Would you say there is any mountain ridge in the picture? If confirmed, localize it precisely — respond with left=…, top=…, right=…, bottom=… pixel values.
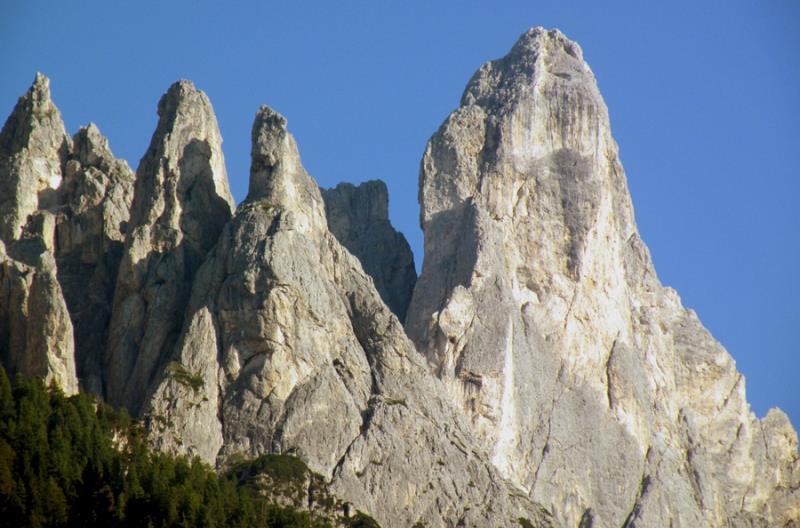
left=0, top=27, right=796, bottom=528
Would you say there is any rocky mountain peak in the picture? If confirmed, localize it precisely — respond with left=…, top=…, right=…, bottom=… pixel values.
left=56, top=121, right=135, bottom=396
left=247, top=106, right=327, bottom=233
left=70, top=123, right=114, bottom=169
left=0, top=73, right=70, bottom=243
left=408, top=27, right=798, bottom=527
left=0, top=74, right=78, bottom=395
left=461, top=28, right=587, bottom=110
left=58, top=121, right=133, bottom=252
left=325, top=181, right=390, bottom=223
left=105, top=79, right=233, bottom=413
left=130, top=79, right=234, bottom=231
left=140, top=102, right=552, bottom=527
left=0, top=26, right=797, bottom=528
left=322, top=181, right=417, bottom=321
left=0, top=73, right=63, bottom=152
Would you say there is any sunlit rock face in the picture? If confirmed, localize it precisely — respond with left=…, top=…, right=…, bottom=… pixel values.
left=1, top=27, right=797, bottom=528
left=143, top=106, right=553, bottom=528
left=406, top=27, right=799, bottom=527
left=0, top=74, right=78, bottom=395
left=0, top=240, right=78, bottom=396
left=322, top=180, right=417, bottom=321
left=0, top=74, right=68, bottom=244
left=105, top=80, right=234, bottom=414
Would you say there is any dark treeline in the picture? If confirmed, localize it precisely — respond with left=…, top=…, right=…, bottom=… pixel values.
left=0, top=368, right=350, bottom=528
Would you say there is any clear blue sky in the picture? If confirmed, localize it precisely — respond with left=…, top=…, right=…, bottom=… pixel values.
left=2, top=2, right=798, bottom=427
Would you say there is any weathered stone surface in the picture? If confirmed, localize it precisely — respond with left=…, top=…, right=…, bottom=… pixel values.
left=0, top=237, right=78, bottom=396
left=0, top=74, right=77, bottom=395
left=143, top=106, right=552, bottom=528
left=54, top=124, right=135, bottom=395
left=406, top=27, right=799, bottom=527
left=0, top=73, right=69, bottom=244
left=322, top=180, right=416, bottom=321
left=2, top=34, right=796, bottom=527
left=106, top=80, right=234, bottom=414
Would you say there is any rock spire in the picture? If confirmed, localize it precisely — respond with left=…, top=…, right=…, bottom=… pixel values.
left=105, top=80, right=234, bottom=414
left=406, top=27, right=799, bottom=527
left=0, top=74, right=78, bottom=394
left=0, top=30, right=797, bottom=527
left=0, top=73, right=69, bottom=243
left=55, top=123, right=135, bottom=394
left=322, top=180, right=417, bottom=321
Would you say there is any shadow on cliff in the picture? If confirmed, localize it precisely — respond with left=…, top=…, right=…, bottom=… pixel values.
left=104, top=138, right=232, bottom=416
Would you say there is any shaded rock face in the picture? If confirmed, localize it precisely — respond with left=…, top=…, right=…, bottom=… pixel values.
left=105, top=80, right=234, bottom=414
left=406, top=27, right=799, bottom=527
left=322, top=180, right=416, bottom=321
left=0, top=75, right=77, bottom=394
left=144, top=107, right=552, bottom=528
left=55, top=124, right=135, bottom=394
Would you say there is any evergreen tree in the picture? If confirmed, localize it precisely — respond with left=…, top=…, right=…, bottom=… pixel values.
left=0, top=368, right=352, bottom=528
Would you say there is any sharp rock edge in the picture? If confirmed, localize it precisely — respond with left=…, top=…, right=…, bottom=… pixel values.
left=0, top=73, right=77, bottom=395
left=105, top=79, right=234, bottom=415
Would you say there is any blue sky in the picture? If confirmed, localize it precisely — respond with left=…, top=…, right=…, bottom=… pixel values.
left=2, top=1, right=798, bottom=426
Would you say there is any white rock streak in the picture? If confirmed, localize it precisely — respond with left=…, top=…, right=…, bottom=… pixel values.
left=493, top=317, right=518, bottom=479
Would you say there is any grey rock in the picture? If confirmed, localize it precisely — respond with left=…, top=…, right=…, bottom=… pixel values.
left=143, top=106, right=553, bottom=528
left=0, top=236, right=78, bottom=395
left=106, top=80, right=234, bottom=414
left=54, top=123, right=135, bottom=395
left=0, top=74, right=77, bottom=395
left=1, top=38, right=794, bottom=528
left=0, top=73, right=69, bottom=244
left=406, top=27, right=799, bottom=527
left=322, top=180, right=417, bottom=322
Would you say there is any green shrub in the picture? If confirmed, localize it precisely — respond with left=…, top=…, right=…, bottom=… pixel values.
left=165, top=362, right=205, bottom=392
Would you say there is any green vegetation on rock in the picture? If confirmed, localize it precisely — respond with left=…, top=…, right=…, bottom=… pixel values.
left=165, top=362, right=205, bottom=392
left=0, top=368, right=375, bottom=527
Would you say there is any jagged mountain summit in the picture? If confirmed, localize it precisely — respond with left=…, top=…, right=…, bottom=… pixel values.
left=322, top=180, right=417, bottom=321
left=407, top=27, right=799, bottom=527
left=143, top=105, right=546, bottom=526
left=0, top=75, right=139, bottom=398
left=0, top=74, right=551, bottom=527
left=0, top=26, right=797, bottom=528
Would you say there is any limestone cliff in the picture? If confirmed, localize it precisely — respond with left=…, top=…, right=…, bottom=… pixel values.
left=322, top=180, right=417, bottom=321
left=56, top=123, right=135, bottom=394
left=406, top=27, right=799, bottom=527
left=105, top=80, right=234, bottom=414
left=143, top=106, right=552, bottom=527
left=0, top=75, right=78, bottom=394
left=0, top=74, right=68, bottom=244
left=0, top=238, right=78, bottom=396
left=1, top=27, right=797, bottom=528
